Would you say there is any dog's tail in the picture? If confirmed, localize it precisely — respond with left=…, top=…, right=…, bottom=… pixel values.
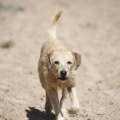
left=48, top=10, right=63, bottom=39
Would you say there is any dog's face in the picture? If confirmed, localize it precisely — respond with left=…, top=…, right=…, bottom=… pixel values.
left=44, top=50, right=81, bottom=81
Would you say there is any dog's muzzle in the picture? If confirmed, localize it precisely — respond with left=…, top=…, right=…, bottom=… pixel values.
left=58, top=70, right=68, bottom=81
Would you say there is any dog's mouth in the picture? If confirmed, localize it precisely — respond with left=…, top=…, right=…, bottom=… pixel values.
left=58, top=77, right=68, bottom=81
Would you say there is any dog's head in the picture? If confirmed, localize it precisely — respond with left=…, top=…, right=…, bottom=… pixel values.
left=43, top=50, right=81, bottom=81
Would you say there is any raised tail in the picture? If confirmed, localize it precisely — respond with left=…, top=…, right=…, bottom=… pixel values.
left=48, top=10, right=63, bottom=39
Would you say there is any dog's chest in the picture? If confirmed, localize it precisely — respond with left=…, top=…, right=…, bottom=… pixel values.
left=49, top=79, right=71, bottom=90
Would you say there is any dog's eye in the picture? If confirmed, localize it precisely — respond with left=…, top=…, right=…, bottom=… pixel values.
left=67, top=61, right=72, bottom=64
left=54, top=61, right=59, bottom=64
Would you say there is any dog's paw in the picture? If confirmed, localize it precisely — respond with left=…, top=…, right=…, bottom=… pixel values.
left=62, top=112, right=69, bottom=120
left=64, top=116, right=70, bottom=120
left=63, top=113, right=69, bottom=119
left=68, top=107, right=79, bottom=114
left=61, top=109, right=68, bottom=118
left=57, top=117, right=65, bottom=120
left=57, top=115, right=64, bottom=120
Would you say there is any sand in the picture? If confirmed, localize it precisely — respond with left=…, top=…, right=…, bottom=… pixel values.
left=0, top=0, right=120, bottom=120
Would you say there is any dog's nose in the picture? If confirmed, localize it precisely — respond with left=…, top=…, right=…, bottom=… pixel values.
left=60, top=70, right=67, bottom=76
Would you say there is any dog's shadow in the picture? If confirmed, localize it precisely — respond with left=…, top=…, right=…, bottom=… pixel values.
left=25, top=107, right=55, bottom=120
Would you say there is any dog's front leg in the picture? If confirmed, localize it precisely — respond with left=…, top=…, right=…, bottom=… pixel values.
left=68, top=87, right=80, bottom=114
left=45, top=91, right=52, bottom=115
left=60, top=88, right=68, bottom=119
left=47, top=88, right=64, bottom=120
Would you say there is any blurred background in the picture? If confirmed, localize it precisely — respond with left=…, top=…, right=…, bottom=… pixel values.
left=0, top=0, right=120, bottom=120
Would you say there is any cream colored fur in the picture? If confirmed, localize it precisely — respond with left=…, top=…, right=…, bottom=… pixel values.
left=38, top=10, right=81, bottom=120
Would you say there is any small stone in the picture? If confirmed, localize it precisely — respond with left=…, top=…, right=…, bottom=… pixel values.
left=41, top=98, right=44, bottom=101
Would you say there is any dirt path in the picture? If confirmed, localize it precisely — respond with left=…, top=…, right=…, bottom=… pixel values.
left=0, top=0, right=120, bottom=120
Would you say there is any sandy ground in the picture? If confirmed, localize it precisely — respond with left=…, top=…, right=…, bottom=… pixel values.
left=0, top=0, right=120, bottom=120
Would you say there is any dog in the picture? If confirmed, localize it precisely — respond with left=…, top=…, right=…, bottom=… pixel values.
left=38, top=10, right=81, bottom=120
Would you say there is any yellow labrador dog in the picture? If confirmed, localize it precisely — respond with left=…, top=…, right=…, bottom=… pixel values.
left=38, top=10, right=81, bottom=120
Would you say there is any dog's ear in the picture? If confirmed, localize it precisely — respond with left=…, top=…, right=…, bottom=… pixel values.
left=72, top=52, right=81, bottom=70
left=43, top=53, right=52, bottom=69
